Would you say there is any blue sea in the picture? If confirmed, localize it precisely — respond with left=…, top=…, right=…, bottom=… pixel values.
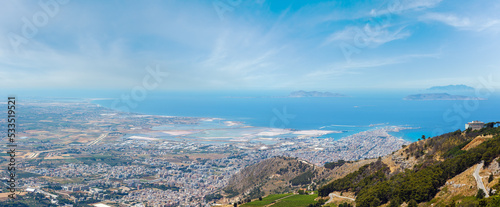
left=88, top=90, right=500, bottom=142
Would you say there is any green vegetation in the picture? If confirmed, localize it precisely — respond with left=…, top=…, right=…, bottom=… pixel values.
left=141, top=183, right=180, bottom=191
left=324, top=160, right=349, bottom=169
left=205, top=193, right=223, bottom=201
left=76, top=155, right=131, bottom=166
left=224, top=187, right=240, bottom=198
left=318, top=126, right=500, bottom=207
left=271, top=193, right=318, bottom=207
left=408, top=199, right=417, bottom=207
left=318, top=159, right=388, bottom=196
left=388, top=197, right=401, bottom=207
left=241, top=193, right=292, bottom=206
left=16, top=171, right=42, bottom=178
left=477, top=189, right=486, bottom=199
left=242, top=193, right=323, bottom=207
left=1, top=193, right=57, bottom=207
left=290, top=170, right=315, bottom=186
left=442, top=139, right=471, bottom=158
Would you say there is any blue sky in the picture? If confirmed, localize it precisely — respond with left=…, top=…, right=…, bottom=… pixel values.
left=1, top=0, right=500, bottom=91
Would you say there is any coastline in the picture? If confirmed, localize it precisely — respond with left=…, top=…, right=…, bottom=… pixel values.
left=89, top=97, right=427, bottom=142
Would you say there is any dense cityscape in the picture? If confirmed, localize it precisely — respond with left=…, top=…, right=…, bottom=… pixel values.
left=0, top=100, right=410, bottom=206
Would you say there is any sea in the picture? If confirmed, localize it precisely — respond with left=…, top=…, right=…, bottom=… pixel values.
left=86, top=90, right=500, bottom=142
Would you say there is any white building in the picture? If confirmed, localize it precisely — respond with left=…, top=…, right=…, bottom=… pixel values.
left=465, top=121, right=484, bottom=130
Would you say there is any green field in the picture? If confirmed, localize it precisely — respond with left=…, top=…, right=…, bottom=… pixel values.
left=242, top=193, right=319, bottom=207
left=271, top=194, right=318, bottom=207
left=242, top=193, right=293, bottom=206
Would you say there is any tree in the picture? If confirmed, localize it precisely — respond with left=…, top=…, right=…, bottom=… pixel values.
left=408, top=199, right=418, bottom=207
left=476, top=189, right=486, bottom=199
left=339, top=203, right=353, bottom=207
left=422, top=135, right=426, bottom=140
left=485, top=122, right=495, bottom=128
left=389, top=197, right=400, bottom=207
left=233, top=203, right=237, bottom=207
left=259, top=196, right=262, bottom=201
left=488, top=174, right=494, bottom=183
left=479, top=199, right=487, bottom=207
left=370, top=198, right=381, bottom=207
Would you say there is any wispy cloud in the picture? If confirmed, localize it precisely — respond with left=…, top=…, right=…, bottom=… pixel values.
left=392, top=0, right=442, bottom=12
left=304, top=51, right=441, bottom=80
left=420, top=13, right=500, bottom=31
left=323, top=25, right=411, bottom=47
left=0, top=0, right=498, bottom=91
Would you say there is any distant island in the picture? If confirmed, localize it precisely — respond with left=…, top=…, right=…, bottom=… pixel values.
left=289, top=90, right=346, bottom=97
left=404, top=93, right=485, bottom=100
left=427, top=84, right=475, bottom=92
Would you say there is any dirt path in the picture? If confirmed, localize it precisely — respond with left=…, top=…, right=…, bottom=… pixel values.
left=264, top=194, right=296, bottom=207
left=325, top=192, right=355, bottom=204
left=473, top=161, right=489, bottom=198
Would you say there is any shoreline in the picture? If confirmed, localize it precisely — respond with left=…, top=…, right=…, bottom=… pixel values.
left=88, top=98, right=425, bottom=142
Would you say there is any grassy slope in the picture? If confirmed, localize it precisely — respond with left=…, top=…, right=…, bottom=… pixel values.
left=241, top=193, right=293, bottom=206
left=271, top=194, right=318, bottom=207
left=242, top=193, right=319, bottom=207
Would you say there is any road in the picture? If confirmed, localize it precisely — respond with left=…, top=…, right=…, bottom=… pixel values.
left=88, top=133, right=108, bottom=146
left=473, top=161, right=489, bottom=198
left=325, top=192, right=355, bottom=204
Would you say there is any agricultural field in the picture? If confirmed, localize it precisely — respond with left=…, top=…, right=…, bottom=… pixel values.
left=242, top=193, right=319, bottom=207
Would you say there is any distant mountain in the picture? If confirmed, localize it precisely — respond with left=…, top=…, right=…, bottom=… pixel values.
left=404, top=93, right=485, bottom=100
left=289, top=90, right=346, bottom=97
left=427, top=84, right=475, bottom=92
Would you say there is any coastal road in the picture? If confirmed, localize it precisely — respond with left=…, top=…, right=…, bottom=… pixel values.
left=325, top=192, right=355, bottom=204
left=473, top=161, right=489, bottom=198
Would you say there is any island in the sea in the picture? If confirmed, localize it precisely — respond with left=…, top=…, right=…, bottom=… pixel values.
left=426, top=84, right=475, bottom=92
left=404, top=93, right=485, bottom=100
left=289, top=90, right=346, bottom=97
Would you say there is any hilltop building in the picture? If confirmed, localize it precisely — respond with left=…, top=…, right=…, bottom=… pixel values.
left=465, top=121, right=484, bottom=131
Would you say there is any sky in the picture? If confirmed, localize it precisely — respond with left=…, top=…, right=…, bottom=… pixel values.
left=1, top=0, right=500, bottom=92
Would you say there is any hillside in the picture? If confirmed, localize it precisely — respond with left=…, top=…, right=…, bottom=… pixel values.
left=222, top=157, right=375, bottom=204
left=427, top=84, right=475, bottom=92
left=318, top=123, right=500, bottom=207
left=227, top=123, right=500, bottom=207
left=223, top=157, right=327, bottom=200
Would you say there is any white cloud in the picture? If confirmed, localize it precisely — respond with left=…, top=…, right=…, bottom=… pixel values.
left=304, top=51, right=441, bottom=80
left=420, top=13, right=500, bottom=31
left=394, top=0, right=442, bottom=12
left=369, top=0, right=442, bottom=17
left=324, top=25, right=410, bottom=47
